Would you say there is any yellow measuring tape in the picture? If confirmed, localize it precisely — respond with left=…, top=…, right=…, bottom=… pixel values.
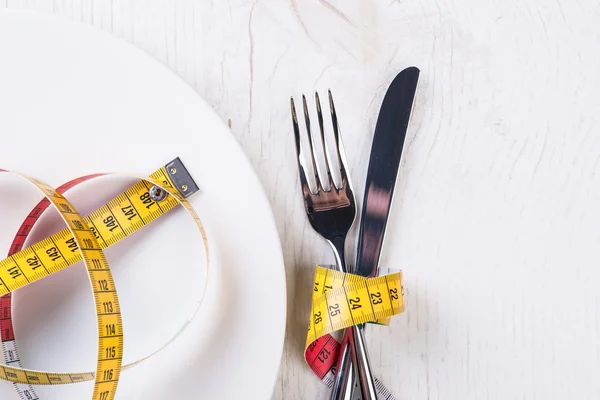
left=0, top=158, right=209, bottom=400
left=305, top=266, right=405, bottom=353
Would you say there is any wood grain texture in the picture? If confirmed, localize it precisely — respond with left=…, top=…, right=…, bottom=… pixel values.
left=2, top=1, right=600, bottom=399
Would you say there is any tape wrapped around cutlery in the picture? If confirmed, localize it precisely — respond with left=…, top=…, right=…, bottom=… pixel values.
left=304, top=265, right=404, bottom=400
left=0, top=158, right=209, bottom=400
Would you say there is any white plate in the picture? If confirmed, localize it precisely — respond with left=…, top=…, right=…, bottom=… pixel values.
left=0, top=10, right=286, bottom=400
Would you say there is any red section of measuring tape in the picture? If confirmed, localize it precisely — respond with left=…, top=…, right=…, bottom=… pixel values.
left=1, top=309, right=15, bottom=341
left=305, top=334, right=340, bottom=380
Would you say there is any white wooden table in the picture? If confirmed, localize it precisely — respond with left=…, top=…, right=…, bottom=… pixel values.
left=3, top=1, right=600, bottom=399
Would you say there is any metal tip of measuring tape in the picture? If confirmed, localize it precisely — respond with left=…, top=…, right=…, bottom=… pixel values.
left=165, top=157, right=199, bottom=198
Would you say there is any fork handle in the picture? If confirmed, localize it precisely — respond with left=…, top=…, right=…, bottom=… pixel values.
left=329, top=331, right=354, bottom=400
left=336, top=326, right=378, bottom=400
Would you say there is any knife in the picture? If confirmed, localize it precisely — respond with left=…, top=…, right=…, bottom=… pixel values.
left=330, top=66, right=420, bottom=400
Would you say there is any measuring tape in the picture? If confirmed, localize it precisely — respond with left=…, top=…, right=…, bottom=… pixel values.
left=0, top=156, right=399, bottom=399
left=0, top=158, right=209, bottom=400
left=304, top=266, right=405, bottom=400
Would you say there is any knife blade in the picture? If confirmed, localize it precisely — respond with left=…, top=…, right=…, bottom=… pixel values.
left=355, top=66, right=419, bottom=278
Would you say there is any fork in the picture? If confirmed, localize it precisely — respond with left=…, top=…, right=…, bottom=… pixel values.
left=290, top=91, right=378, bottom=400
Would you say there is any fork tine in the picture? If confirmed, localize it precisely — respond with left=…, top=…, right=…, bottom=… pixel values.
left=328, top=90, right=350, bottom=189
left=290, top=97, right=316, bottom=194
left=302, top=94, right=329, bottom=192
left=315, top=92, right=336, bottom=191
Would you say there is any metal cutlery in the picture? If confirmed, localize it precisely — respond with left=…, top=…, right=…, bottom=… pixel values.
left=290, top=66, right=419, bottom=399
left=290, top=90, right=376, bottom=399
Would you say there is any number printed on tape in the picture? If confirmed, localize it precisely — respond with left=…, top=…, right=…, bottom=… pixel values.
left=305, top=266, right=405, bottom=347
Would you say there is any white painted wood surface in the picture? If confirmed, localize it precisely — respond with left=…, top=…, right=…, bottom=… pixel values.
left=2, top=1, right=600, bottom=399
